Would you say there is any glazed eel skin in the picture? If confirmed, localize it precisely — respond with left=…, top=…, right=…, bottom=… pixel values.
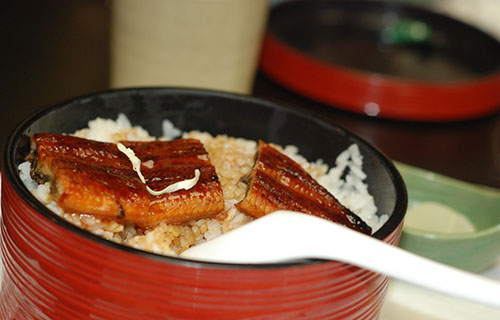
left=29, top=133, right=225, bottom=228
left=236, top=141, right=372, bottom=235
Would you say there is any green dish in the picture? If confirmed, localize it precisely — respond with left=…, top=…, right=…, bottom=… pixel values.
left=396, top=162, right=500, bottom=272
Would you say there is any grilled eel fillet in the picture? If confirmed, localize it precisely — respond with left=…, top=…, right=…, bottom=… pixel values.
left=236, top=141, right=372, bottom=235
left=29, top=133, right=224, bottom=228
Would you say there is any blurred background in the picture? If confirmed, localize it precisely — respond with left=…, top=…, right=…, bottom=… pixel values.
left=1, top=0, right=499, bottom=188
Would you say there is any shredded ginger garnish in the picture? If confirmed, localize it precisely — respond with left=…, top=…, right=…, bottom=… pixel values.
left=117, top=143, right=200, bottom=196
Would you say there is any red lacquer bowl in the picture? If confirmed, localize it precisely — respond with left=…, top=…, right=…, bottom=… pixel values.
left=0, top=88, right=407, bottom=319
left=259, top=0, right=500, bottom=121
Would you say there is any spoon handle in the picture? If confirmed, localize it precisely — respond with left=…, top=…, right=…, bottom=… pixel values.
left=317, top=223, right=500, bottom=309
left=182, top=211, right=500, bottom=308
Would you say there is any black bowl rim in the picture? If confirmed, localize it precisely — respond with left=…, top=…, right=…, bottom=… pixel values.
left=2, top=86, right=408, bottom=270
left=267, top=0, right=500, bottom=83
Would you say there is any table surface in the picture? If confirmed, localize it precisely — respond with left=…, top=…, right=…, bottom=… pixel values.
left=1, top=0, right=498, bottom=189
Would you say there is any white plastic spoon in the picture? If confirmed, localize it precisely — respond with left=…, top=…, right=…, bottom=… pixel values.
left=181, top=210, right=500, bottom=309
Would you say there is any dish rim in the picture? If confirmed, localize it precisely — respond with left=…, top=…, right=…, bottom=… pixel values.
left=259, top=0, right=500, bottom=121
left=267, top=0, right=500, bottom=83
left=2, top=86, right=408, bottom=269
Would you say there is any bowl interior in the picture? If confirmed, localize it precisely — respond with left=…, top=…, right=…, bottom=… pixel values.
left=397, top=162, right=500, bottom=234
left=4, top=87, right=407, bottom=264
left=396, top=162, right=500, bottom=271
left=268, top=0, right=500, bottom=82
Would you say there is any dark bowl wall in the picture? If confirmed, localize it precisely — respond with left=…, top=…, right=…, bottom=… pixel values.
left=1, top=88, right=407, bottom=319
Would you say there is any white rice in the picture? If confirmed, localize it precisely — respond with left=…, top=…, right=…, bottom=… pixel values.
left=18, top=113, right=385, bottom=257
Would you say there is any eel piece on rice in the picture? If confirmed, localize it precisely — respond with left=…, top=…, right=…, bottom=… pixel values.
left=235, top=141, right=372, bottom=235
left=29, top=133, right=225, bottom=228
